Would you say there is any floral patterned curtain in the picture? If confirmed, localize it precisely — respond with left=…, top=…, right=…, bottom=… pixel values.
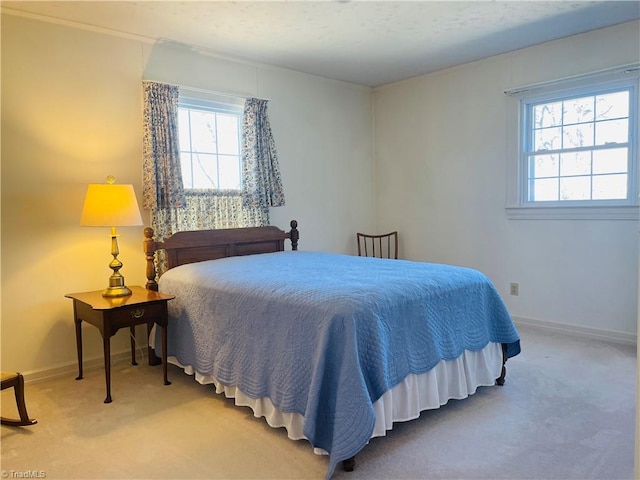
left=241, top=98, right=286, bottom=209
left=151, top=190, right=269, bottom=241
left=142, top=83, right=271, bottom=275
left=142, top=81, right=185, bottom=210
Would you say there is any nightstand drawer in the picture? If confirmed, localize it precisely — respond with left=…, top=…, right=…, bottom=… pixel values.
left=109, top=301, right=167, bottom=329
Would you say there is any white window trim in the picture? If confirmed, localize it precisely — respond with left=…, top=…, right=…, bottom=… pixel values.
left=505, top=64, right=640, bottom=220
left=179, top=86, right=245, bottom=111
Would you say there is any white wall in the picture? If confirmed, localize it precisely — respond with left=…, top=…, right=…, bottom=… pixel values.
left=374, top=21, right=640, bottom=338
left=1, top=14, right=374, bottom=375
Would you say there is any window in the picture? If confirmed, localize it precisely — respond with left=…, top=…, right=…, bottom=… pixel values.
left=178, top=96, right=243, bottom=190
left=506, top=66, right=639, bottom=220
left=524, top=86, right=633, bottom=203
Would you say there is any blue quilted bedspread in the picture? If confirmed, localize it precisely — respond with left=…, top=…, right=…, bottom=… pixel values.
left=157, top=251, right=520, bottom=478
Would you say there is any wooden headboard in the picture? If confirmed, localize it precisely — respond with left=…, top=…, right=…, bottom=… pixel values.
left=143, top=220, right=299, bottom=291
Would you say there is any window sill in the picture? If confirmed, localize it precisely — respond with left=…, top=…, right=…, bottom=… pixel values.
left=505, top=205, right=639, bottom=220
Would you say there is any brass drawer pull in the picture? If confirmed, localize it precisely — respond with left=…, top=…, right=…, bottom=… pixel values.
left=131, top=308, right=145, bottom=319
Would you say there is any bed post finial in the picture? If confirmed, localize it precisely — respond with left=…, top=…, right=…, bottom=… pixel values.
left=143, top=227, right=159, bottom=291
left=289, top=220, right=299, bottom=251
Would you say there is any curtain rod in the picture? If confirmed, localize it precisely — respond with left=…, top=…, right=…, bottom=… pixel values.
left=142, top=78, right=269, bottom=102
left=503, top=63, right=640, bottom=96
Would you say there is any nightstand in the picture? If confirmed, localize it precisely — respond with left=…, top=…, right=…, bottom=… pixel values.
left=65, top=286, right=175, bottom=403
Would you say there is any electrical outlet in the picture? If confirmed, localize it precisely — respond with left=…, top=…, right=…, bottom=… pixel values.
left=510, top=282, right=519, bottom=296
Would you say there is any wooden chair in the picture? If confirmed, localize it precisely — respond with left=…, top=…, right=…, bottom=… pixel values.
left=357, top=231, right=398, bottom=259
left=1, top=372, right=37, bottom=426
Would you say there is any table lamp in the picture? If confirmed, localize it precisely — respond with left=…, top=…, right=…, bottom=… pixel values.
left=80, top=176, right=143, bottom=297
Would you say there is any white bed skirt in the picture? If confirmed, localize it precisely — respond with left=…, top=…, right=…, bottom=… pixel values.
left=161, top=342, right=503, bottom=452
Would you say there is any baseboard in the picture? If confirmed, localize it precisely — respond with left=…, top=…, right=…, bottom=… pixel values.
left=22, top=347, right=149, bottom=384
left=513, top=316, right=637, bottom=346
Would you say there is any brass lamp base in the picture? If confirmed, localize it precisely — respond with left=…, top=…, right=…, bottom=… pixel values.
left=101, top=228, right=132, bottom=298
left=102, top=270, right=132, bottom=297
left=102, top=284, right=132, bottom=298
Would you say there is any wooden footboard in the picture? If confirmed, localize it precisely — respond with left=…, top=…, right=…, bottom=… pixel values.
left=143, top=220, right=299, bottom=291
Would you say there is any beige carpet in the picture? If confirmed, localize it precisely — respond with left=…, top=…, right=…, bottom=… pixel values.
left=1, top=324, right=636, bottom=480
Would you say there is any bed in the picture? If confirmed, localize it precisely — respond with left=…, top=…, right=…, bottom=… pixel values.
left=143, top=220, right=521, bottom=478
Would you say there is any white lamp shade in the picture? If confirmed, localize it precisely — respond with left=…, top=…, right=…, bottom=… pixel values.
left=80, top=183, right=143, bottom=227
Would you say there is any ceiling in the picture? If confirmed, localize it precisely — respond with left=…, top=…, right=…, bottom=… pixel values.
left=3, top=1, right=639, bottom=87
